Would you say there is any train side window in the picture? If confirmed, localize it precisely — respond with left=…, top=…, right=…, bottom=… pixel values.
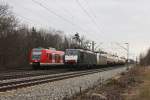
left=58, top=55, right=60, bottom=60
left=47, top=53, right=49, bottom=57
left=55, top=54, right=58, bottom=60
left=55, top=54, right=56, bottom=60
left=49, top=54, right=52, bottom=60
left=55, top=54, right=60, bottom=62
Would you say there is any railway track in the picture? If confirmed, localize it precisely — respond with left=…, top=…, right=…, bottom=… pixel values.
left=0, top=66, right=123, bottom=92
left=0, top=69, right=70, bottom=80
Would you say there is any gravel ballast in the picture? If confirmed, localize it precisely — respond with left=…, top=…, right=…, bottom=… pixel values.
left=0, top=67, right=127, bottom=100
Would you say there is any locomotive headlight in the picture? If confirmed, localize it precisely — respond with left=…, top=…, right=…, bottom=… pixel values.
left=34, top=60, right=39, bottom=62
left=65, top=55, right=78, bottom=61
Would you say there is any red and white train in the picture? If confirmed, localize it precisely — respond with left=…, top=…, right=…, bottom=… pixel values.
left=29, top=48, right=64, bottom=69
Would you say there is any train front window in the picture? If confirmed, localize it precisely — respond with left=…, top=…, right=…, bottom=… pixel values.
left=66, top=49, right=78, bottom=55
left=32, top=50, right=42, bottom=60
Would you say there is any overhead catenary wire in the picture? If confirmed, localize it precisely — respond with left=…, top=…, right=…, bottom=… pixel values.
left=10, top=0, right=101, bottom=43
left=75, top=0, right=103, bottom=42
left=14, top=13, right=37, bottom=25
left=83, top=0, right=104, bottom=33
left=115, top=42, right=128, bottom=51
left=8, top=1, right=50, bottom=28
left=40, top=0, right=75, bottom=23
left=47, top=0, right=74, bottom=19
left=43, top=0, right=100, bottom=36
left=75, top=0, right=103, bottom=35
left=9, top=0, right=101, bottom=41
left=83, top=0, right=97, bottom=19
left=32, top=0, right=90, bottom=33
left=32, top=0, right=101, bottom=42
left=14, top=12, right=49, bottom=29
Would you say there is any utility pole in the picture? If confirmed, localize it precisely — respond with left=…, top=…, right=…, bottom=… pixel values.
left=136, top=56, right=138, bottom=64
left=91, top=41, right=96, bottom=52
left=95, top=42, right=103, bottom=51
left=125, top=43, right=129, bottom=70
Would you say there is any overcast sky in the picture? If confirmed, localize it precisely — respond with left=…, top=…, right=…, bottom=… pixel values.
left=4, top=0, right=150, bottom=59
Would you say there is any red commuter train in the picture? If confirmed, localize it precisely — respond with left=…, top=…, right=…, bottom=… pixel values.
left=29, top=48, right=64, bottom=69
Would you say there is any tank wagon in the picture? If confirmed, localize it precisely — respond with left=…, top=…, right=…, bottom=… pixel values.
left=118, top=57, right=126, bottom=64
left=29, top=48, right=64, bottom=69
left=96, top=53, right=107, bottom=66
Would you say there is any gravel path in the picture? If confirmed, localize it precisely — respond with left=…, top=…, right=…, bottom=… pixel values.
left=0, top=67, right=127, bottom=100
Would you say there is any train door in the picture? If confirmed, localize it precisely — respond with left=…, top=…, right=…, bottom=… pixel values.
left=55, top=54, right=61, bottom=63
left=49, top=53, right=52, bottom=63
left=52, top=53, right=55, bottom=63
left=46, top=53, right=49, bottom=63
left=60, top=54, right=64, bottom=63
left=58, top=55, right=61, bottom=63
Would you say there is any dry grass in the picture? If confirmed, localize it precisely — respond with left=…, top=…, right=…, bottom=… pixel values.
left=124, top=66, right=150, bottom=100
left=64, top=66, right=147, bottom=100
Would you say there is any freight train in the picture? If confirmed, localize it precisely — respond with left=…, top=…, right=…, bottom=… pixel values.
left=29, top=48, right=126, bottom=69
left=64, top=49, right=126, bottom=67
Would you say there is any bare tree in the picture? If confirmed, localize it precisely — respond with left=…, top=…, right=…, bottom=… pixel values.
left=140, top=49, right=150, bottom=66
left=0, top=3, right=91, bottom=71
left=0, top=4, right=17, bottom=37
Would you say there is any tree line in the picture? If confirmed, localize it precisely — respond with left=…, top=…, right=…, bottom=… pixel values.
left=140, top=49, right=150, bottom=66
left=0, top=4, right=90, bottom=70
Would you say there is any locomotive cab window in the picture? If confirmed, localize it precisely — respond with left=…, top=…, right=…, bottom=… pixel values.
left=66, top=49, right=78, bottom=55
left=32, top=49, right=42, bottom=60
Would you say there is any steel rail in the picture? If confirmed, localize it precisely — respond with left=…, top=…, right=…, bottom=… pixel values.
left=0, top=67, right=117, bottom=92
left=0, top=69, right=70, bottom=80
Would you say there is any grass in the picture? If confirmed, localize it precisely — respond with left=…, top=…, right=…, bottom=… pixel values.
left=125, top=66, right=150, bottom=100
